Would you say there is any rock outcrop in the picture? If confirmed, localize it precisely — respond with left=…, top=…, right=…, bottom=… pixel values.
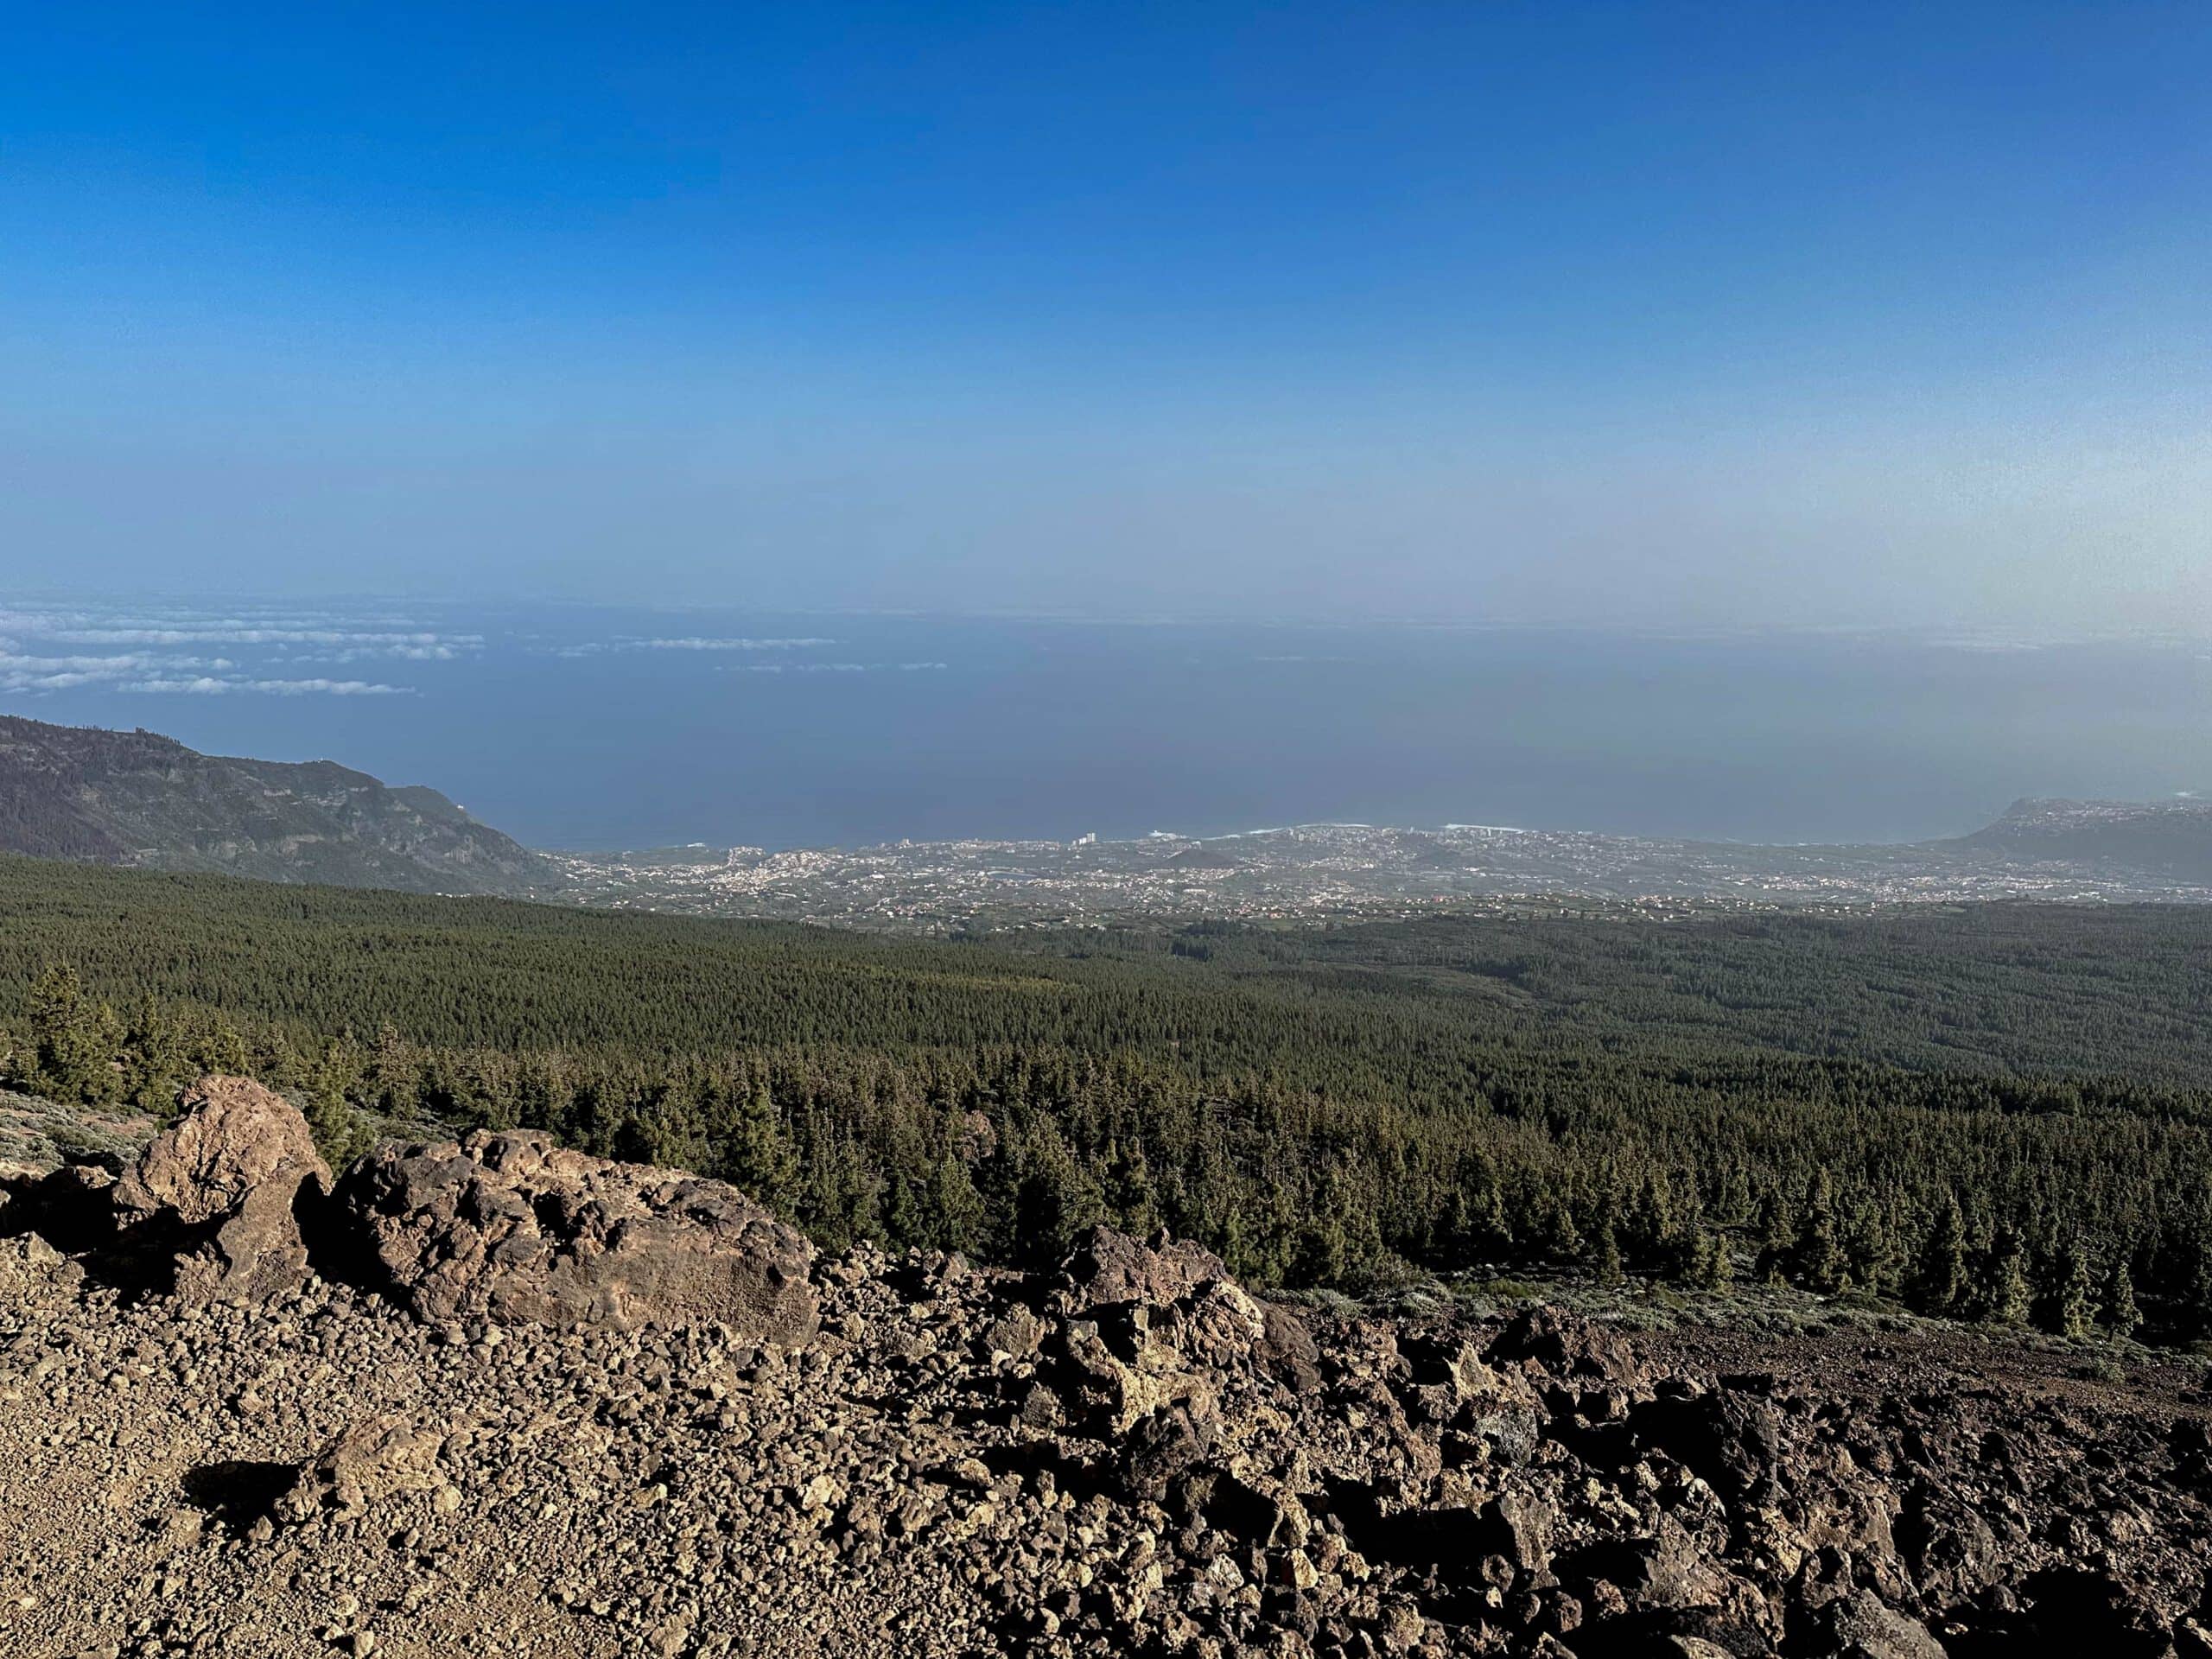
left=331, top=1128, right=820, bottom=1344
left=109, top=1074, right=332, bottom=1302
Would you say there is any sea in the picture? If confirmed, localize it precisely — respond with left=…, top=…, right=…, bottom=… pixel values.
left=3, top=597, right=2207, bottom=852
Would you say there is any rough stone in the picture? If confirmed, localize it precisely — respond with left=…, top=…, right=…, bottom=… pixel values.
left=276, top=1412, right=454, bottom=1525
left=2, top=1197, right=2204, bottom=1659
left=109, top=1075, right=331, bottom=1302
left=330, top=1128, right=818, bottom=1342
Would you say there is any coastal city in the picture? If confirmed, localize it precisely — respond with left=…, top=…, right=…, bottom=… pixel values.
left=548, top=802, right=2212, bottom=931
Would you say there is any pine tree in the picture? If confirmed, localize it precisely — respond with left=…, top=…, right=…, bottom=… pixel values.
left=29, top=964, right=117, bottom=1105
left=2177, top=1227, right=2212, bottom=1344
left=1339, top=1163, right=1387, bottom=1285
left=1538, top=1190, right=1584, bottom=1265
left=1984, top=1231, right=2031, bottom=1327
left=366, top=1022, right=416, bottom=1117
left=1791, top=1172, right=1846, bottom=1294
left=2103, top=1255, right=2141, bottom=1343
left=925, top=1141, right=986, bottom=1255
left=1754, top=1191, right=1793, bottom=1287
left=717, top=1082, right=799, bottom=1214
left=1911, top=1194, right=1967, bottom=1316
left=121, top=995, right=188, bottom=1115
left=1014, top=1122, right=1103, bottom=1268
left=194, top=1018, right=251, bottom=1080
left=1438, top=1188, right=1477, bottom=1271
left=1228, top=1179, right=1297, bottom=1288
left=617, top=1084, right=706, bottom=1172
left=1460, top=1149, right=1514, bottom=1261
left=1688, top=1228, right=1732, bottom=1290
left=2052, top=1234, right=2096, bottom=1339
left=797, top=1122, right=883, bottom=1251
left=1103, top=1138, right=1160, bottom=1236
left=304, top=1035, right=371, bottom=1166
left=1591, top=1215, right=1625, bottom=1286
left=1294, top=1164, right=1353, bottom=1286
left=1843, top=1196, right=1897, bottom=1300
left=1627, top=1167, right=1678, bottom=1269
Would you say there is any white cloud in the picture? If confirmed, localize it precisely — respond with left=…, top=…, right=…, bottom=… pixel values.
left=554, top=635, right=839, bottom=658
left=0, top=604, right=451, bottom=696
left=0, top=607, right=476, bottom=653
left=290, top=643, right=461, bottom=663
left=0, top=651, right=238, bottom=692
left=733, top=660, right=945, bottom=675
left=117, top=677, right=414, bottom=696
left=644, top=636, right=836, bottom=651
left=57, top=627, right=459, bottom=647
left=1, top=671, right=111, bottom=691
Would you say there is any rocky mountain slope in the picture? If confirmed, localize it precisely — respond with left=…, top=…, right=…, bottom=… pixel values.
left=6, top=1079, right=2212, bottom=1657
left=0, top=715, right=547, bottom=895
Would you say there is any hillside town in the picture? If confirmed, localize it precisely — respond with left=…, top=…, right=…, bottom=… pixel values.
left=549, top=807, right=2212, bottom=932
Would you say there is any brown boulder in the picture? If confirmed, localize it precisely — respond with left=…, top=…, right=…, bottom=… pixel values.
left=1897, top=1481, right=2003, bottom=1610
left=1256, top=1300, right=1324, bottom=1392
left=1056, top=1225, right=1233, bottom=1317
left=275, top=1412, right=458, bottom=1526
left=1488, top=1306, right=1643, bottom=1386
left=1053, top=1224, right=1319, bottom=1388
left=111, top=1075, right=331, bottom=1302
left=1817, top=1592, right=1949, bottom=1659
left=331, top=1129, right=818, bottom=1344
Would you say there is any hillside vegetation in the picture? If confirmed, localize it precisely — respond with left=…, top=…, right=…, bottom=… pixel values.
left=6, top=853, right=2212, bottom=1343
left=0, top=715, right=546, bottom=894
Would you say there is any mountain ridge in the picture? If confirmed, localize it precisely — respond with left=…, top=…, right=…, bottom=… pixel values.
left=1955, top=794, right=2212, bottom=881
left=0, top=713, right=547, bottom=896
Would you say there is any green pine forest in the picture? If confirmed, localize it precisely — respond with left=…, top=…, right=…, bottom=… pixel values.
left=7, top=852, right=2212, bottom=1344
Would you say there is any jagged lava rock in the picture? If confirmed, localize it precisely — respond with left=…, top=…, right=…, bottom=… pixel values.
left=7, top=1208, right=2212, bottom=1656
left=1055, top=1222, right=1320, bottom=1389
left=1054, top=1224, right=1236, bottom=1317
left=110, top=1074, right=331, bottom=1302
left=332, top=1128, right=818, bottom=1343
left=276, top=1411, right=460, bottom=1527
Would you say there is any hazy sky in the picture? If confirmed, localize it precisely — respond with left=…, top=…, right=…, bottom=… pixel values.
left=5, top=3, right=2209, bottom=633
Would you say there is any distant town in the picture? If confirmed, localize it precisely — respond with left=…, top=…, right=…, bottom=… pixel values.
left=549, top=799, right=2212, bottom=931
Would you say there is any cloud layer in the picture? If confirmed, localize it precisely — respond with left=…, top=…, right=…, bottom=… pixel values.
left=0, top=605, right=468, bottom=696
left=734, top=661, right=946, bottom=675
left=551, top=636, right=837, bottom=659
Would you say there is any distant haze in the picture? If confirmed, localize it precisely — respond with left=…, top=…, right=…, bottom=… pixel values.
left=3, top=600, right=2207, bottom=851
left=5, top=4, right=2212, bottom=637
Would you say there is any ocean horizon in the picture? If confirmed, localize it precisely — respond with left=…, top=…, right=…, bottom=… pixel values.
left=3, top=596, right=2206, bottom=854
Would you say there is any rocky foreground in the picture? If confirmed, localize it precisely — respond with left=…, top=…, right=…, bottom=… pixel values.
left=6, top=1082, right=2212, bottom=1657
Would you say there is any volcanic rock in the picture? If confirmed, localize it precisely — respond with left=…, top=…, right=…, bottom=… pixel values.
left=1055, top=1224, right=1233, bottom=1317
left=330, top=1128, right=818, bottom=1343
left=4, top=1178, right=2210, bottom=1657
left=275, top=1411, right=458, bottom=1526
left=109, top=1074, right=331, bottom=1302
left=1817, top=1591, right=1950, bottom=1658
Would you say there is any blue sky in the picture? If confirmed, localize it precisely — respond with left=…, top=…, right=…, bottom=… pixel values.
left=4, top=2, right=2209, bottom=632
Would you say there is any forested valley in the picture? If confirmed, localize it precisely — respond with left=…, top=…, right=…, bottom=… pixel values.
left=8, top=853, right=2212, bottom=1344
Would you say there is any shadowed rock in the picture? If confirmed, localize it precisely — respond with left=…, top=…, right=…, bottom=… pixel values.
left=1055, top=1225, right=1235, bottom=1318
left=109, top=1075, right=331, bottom=1302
